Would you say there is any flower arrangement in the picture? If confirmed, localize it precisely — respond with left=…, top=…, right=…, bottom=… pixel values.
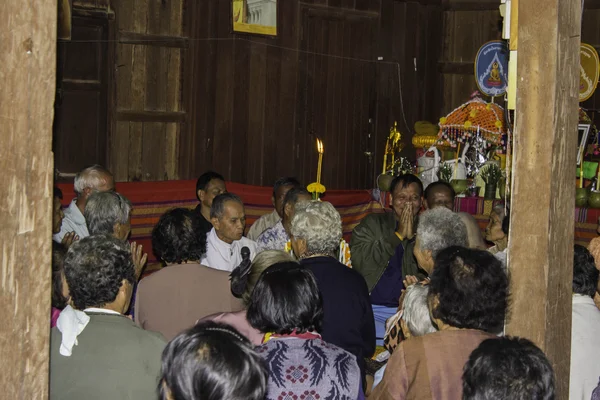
left=307, top=182, right=326, bottom=200
left=437, top=163, right=453, bottom=183
left=479, top=163, right=503, bottom=185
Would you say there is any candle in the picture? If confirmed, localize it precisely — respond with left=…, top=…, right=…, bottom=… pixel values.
left=382, top=139, right=389, bottom=174
left=580, top=163, right=584, bottom=189
left=316, top=139, right=324, bottom=184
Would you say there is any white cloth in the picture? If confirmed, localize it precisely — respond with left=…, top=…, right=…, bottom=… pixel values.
left=56, top=306, right=121, bottom=357
left=247, top=210, right=280, bottom=241
left=53, top=199, right=89, bottom=242
left=201, top=228, right=257, bottom=272
left=56, top=305, right=90, bottom=356
left=570, top=294, right=600, bottom=400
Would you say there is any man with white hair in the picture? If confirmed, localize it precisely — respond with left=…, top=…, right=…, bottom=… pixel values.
left=53, top=165, right=114, bottom=243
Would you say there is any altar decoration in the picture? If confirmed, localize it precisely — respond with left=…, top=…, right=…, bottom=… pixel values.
left=479, top=163, right=503, bottom=200
left=382, top=122, right=405, bottom=174
left=580, top=43, right=599, bottom=103
left=475, top=41, right=509, bottom=98
left=438, top=96, right=508, bottom=183
left=308, top=139, right=326, bottom=200
left=412, top=121, right=440, bottom=149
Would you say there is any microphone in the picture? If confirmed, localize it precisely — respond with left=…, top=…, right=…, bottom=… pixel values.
left=230, top=247, right=252, bottom=298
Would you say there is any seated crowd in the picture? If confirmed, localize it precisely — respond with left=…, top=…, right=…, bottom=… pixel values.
left=49, top=166, right=600, bottom=400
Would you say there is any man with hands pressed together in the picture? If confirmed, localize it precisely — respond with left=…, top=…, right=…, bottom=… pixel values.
left=350, top=174, right=426, bottom=343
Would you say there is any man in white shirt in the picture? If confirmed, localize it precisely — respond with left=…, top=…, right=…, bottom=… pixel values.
left=570, top=245, right=600, bottom=400
left=246, top=177, right=300, bottom=240
left=53, top=165, right=114, bottom=243
left=201, top=193, right=257, bottom=272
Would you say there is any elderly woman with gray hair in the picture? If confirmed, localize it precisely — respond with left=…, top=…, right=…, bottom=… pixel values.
left=372, top=283, right=436, bottom=391
left=84, top=191, right=147, bottom=278
left=291, top=200, right=376, bottom=382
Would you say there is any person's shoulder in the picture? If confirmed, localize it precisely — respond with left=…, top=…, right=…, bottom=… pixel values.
left=355, top=211, right=394, bottom=228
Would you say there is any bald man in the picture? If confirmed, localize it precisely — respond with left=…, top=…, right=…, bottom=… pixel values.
left=423, top=181, right=486, bottom=250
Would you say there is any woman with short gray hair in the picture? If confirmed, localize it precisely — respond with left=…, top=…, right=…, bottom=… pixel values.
left=84, top=191, right=132, bottom=241
left=413, top=207, right=468, bottom=275
left=291, top=200, right=376, bottom=382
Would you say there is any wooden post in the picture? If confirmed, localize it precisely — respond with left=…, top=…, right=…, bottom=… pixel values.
left=506, top=0, right=581, bottom=398
left=0, top=0, right=56, bottom=398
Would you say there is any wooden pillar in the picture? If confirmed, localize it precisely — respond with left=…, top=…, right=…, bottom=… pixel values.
left=0, top=0, right=56, bottom=397
left=506, top=0, right=581, bottom=398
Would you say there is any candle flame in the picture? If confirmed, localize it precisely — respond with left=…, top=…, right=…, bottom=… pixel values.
left=317, top=139, right=324, bottom=154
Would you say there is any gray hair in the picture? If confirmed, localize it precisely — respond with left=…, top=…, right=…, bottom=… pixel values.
left=242, top=250, right=295, bottom=305
left=290, top=201, right=342, bottom=257
left=210, top=193, right=243, bottom=219
left=492, top=204, right=506, bottom=220
left=417, top=207, right=468, bottom=257
left=74, top=164, right=113, bottom=196
left=84, top=191, right=132, bottom=235
left=402, top=283, right=437, bottom=336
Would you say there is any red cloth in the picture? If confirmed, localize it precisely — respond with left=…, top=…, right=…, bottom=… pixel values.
left=56, top=180, right=383, bottom=273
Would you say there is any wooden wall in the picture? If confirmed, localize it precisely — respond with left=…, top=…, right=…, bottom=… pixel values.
left=438, top=0, right=502, bottom=116
left=180, top=0, right=443, bottom=189
left=111, top=0, right=185, bottom=182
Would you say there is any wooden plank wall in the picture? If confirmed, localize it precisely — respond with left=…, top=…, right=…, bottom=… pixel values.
left=181, top=0, right=443, bottom=189
left=111, top=0, right=185, bottom=182
left=438, top=0, right=502, bottom=116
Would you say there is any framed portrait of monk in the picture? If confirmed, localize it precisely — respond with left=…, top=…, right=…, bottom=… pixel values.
left=232, top=0, right=278, bottom=36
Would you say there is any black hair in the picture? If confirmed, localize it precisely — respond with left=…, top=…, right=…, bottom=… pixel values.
left=64, top=234, right=135, bottom=310
left=462, top=336, right=555, bottom=400
left=53, top=187, right=63, bottom=200
left=282, top=186, right=311, bottom=210
left=424, top=181, right=456, bottom=202
left=247, top=262, right=323, bottom=335
left=428, top=246, right=508, bottom=333
left=210, top=193, right=243, bottom=219
left=501, top=212, right=510, bottom=235
left=153, top=208, right=207, bottom=264
left=272, top=177, right=301, bottom=197
left=573, top=244, right=599, bottom=297
left=51, top=242, right=68, bottom=309
left=390, top=174, right=424, bottom=196
left=159, top=321, right=268, bottom=400
left=196, top=171, right=225, bottom=199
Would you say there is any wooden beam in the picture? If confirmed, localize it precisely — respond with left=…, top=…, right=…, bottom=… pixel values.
left=116, top=110, right=187, bottom=123
left=438, top=61, right=473, bottom=75
left=442, top=0, right=501, bottom=11
left=505, top=0, right=581, bottom=398
left=0, top=0, right=55, bottom=397
left=118, top=32, right=189, bottom=48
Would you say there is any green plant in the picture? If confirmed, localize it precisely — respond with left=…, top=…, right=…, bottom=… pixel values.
left=479, top=163, right=503, bottom=185
left=437, top=163, right=453, bottom=183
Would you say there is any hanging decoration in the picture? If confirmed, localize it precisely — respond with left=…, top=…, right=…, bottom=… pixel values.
left=580, top=43, right=600, bottom=103
left=474, top=40, right=509, bottom=98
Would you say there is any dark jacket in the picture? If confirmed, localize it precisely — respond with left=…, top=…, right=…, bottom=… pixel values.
left=301, top=256, right=376, bottom=378
left=350, top=211, right=422, bottom=292
left=193, top=204, right=213, bottom=237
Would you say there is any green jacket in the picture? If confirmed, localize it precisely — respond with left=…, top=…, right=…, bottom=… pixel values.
left=350, top=211, right=423, bottom=292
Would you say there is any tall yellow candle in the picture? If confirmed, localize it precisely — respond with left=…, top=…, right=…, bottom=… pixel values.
left=316, top=139, right=324, bottom=184
left=382, top=139, right=389, bottom=174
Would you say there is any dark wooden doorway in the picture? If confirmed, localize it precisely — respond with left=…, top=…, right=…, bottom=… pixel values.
left=53, top=12, right=114, bottom=176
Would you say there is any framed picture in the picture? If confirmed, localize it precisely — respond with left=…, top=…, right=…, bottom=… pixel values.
left=232, top=0, right=277, bottom=36
left=578, top=124, right=591, bottom=165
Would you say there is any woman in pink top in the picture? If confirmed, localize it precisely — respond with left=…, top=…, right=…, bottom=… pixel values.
left=200, top=250, right=295, bottom=345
